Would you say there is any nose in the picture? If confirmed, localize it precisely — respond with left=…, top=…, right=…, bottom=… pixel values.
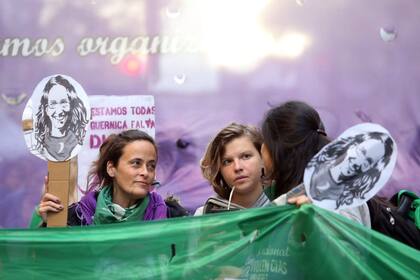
left=352, top=163, right=363, bottom=173
left=138, top=164, right=149, bottom=178
left=51, top=106, right=63, bottom=116
left=233, top=159, right=243, bottom=172
left=57, top=105, right=66, bottom=114
left=362, top=160, right=370, bottom=171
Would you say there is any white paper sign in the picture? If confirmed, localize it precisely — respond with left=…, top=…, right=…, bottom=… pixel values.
left=77, top=95, right=155, bottom=194
left=22, top=74, right=90, bottom=162
left=304, top=123, right=397, bottom=210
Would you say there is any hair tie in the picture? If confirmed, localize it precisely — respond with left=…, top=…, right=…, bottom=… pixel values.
left=316, top=129, right=327, bottom=136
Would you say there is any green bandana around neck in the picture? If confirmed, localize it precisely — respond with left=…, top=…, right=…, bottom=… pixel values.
left=93, top=186, right=150, bottom=225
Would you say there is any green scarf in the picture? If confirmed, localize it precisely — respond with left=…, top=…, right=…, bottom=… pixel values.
left=93, top=186, right=150, bottom=225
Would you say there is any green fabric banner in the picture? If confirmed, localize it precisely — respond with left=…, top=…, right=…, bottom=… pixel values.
left=0, top=205, right=419, bottom=279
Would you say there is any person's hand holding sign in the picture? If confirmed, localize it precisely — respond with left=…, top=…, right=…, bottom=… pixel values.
left=37, top=176, right=64, bottom=224
left=23, top=74, right=90, bottom=227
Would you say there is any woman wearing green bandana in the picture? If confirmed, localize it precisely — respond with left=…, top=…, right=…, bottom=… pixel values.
left=32, top=130, right=168, bottom=227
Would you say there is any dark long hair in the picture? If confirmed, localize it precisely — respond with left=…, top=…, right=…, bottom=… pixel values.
left=35, top=75, right=88, bottom=150
left=261, top=101, right=330, bottom=197
left=87, top=130, right=157, bottom=191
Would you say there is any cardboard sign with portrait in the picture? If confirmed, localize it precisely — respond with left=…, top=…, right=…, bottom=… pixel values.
left=22, top=74, right=90, bottom=227
left=304, top=123, right=398, bottom=210
left=22, top=74, right=91, bottom=162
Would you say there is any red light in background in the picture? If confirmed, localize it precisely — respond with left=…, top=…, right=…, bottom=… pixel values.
left=118, top=54, right=147, bottom=77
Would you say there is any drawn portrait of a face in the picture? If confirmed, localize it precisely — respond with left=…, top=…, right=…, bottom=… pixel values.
left=23, top=74, right=90, bottom=162
left=46, top=83, right=71, bottom=132
left=334, top=138, right=386, bottom=178
left=304, top=123, right=397, bottom=210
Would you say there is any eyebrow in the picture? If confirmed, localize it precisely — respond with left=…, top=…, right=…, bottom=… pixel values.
left=131, top=157, right=155, bottom=162
left=223, top=150, right=254, bottom=158
left=49, top=98, right=68, bottom=103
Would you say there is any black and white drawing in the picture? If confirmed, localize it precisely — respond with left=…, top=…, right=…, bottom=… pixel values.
left=23, top=74, right=90, bottom=161
left=304, top=123, right=397, bottom=210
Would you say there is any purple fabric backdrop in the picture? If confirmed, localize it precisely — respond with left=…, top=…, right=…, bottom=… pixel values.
left=1, top=0, right=419, bottom=227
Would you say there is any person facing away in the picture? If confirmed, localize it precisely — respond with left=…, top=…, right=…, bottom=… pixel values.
left=195, top=123, right=270, bottom=215
left=260, top=100, right=371, bottom=226
left=32, top=129, right=168, bottom=227
left=35, top=75, right=88, bottom=161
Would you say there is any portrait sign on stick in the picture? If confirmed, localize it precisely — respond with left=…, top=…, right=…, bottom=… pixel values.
left=22, top=74, right=90, bottom=227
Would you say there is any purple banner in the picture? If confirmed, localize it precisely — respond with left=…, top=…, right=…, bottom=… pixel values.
left=0, top=0, right=419, bottom=227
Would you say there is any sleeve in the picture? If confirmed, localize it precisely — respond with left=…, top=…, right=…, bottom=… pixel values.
left=67, top=203, right=84, bottom=226
left=28, top=206, right=45, bottom=228
left=28, top=204, right=83, bottom=228
left=336, top=203, right=371, bottom=228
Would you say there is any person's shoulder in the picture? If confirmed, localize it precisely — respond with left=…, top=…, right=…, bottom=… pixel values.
left=164, top=196, right=190, bottom=217
left=336, top=202, right=371, bottom=228
left=253, top=192, right=271, bottom=207
left=148, top=191, right=166, bottom=204
left=81, top=190, right=99, bottom=202
left=149, top=191, right=163, bottom=198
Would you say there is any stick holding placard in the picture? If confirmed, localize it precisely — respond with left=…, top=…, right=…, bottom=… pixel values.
left=46, top=157, right=78, bottom=227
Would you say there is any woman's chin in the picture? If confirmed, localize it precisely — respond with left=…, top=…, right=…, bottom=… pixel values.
left=130, top=190, right=149, bottom=200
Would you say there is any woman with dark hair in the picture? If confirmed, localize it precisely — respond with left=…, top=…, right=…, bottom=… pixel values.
left=260, top=101, right=420, bottom=249
left=195, top=123, right=270, bottom=215
left=35, top=75, right=89, bottom=161
left=261, top=101, right=330, bottom=200
left=260, top=101, right=371, bottom=226
left=33, top=130, right=168, bottom=226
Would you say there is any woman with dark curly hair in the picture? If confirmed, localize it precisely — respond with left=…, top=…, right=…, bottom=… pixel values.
left=33, top=130, right=168, bottom=226
left=35, top=75, right=89, bottom=161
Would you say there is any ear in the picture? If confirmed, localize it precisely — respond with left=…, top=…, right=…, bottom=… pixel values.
left=106, top=161, right=116, bottom=178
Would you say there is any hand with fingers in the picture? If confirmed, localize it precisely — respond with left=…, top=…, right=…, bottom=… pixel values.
left=287, top=195, right=312, bottom=207
left=37, top=176, right=64, bottom=223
